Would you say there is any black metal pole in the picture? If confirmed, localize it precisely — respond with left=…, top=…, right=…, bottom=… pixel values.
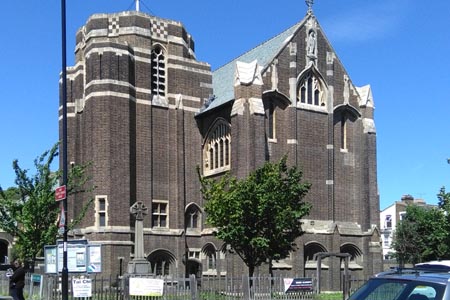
left=61, top=0, right=69, bottom=300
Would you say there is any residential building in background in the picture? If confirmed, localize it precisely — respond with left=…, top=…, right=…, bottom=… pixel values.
left=380, top=195, right=436, bottom=260
left=58, top=4, right=381, bottom=289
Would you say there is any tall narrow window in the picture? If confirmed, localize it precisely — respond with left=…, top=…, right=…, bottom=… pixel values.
left=203, top=244, right=217, bottom=272
left=203, top=120, right=231, bottom=176
left=341, top=113, right=347, bottom=150
left=214, top=142, right=219, bottom=169
left=99, top=54, right=103, bottom=80
left=219, top=140, right=224, bottom=167
left=307, top=77, right=313, bottom=105
left=151, top=45, right=166, bottom=100
left=268, top=102, right=276, bottom=140
left=95, top=196, right=108, bottom=227
left=207, top=252, right=216, bottom=270
left=152, top=201, right=168, bottom=228
left=225, top=140, right=230, bottom=165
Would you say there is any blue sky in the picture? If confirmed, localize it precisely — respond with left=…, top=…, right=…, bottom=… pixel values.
left=1, top=0, right=449, bottom=210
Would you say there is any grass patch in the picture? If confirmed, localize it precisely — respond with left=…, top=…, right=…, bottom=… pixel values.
left=315, top=292, right=343, bottom=300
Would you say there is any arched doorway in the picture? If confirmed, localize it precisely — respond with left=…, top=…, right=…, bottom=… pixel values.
left=0, top=240, right=8, bottom=264
left=186, top=259, right=202, bottom=278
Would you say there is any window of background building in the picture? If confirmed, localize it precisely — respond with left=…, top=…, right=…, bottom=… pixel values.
left=385, top=215, right=392, bottom=228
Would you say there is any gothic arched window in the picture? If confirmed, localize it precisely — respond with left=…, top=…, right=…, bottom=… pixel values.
left=186, top=204, right=202, bottom=230
left=148, top=250, right=175, bottom=277
left=298, top=71, right=325, bottom=107
left=203, top=244, right=217, bottom=271
left=151, top=45, right=166, bottom=101
left=203, top=120, right=231, bottom=176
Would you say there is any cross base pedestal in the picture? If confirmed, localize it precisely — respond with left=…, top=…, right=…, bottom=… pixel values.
left=127, top=259, right=151, bottom=274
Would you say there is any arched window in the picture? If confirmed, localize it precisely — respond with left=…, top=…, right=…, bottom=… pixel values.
left=333, top=106, right=360, bottom=152
left=298, top=70, right=325, bottom=107
left=148, top=250, right=175, bottom=277
left=202, top=244, right=217, bottom=272
left=203, top=120, right=231, bottom=176
left=304, top=242, right=328, bottom=269
left=151, top=45, right=166, bottom=101
left=186, top=204, right=202, bottom=230
left=340, top=243, right=363, bottom=270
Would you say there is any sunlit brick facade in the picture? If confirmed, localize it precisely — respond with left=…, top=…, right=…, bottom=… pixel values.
left=60, top=8, right=381, bottom=289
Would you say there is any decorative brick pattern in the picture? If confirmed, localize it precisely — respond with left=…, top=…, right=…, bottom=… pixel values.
left=108, top=16, right=120, bottom=36
left=150, top=20, right=168, bottom=40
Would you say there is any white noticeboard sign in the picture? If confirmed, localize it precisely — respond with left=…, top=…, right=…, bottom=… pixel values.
left=44, top=241, right=102, bottom=274
left=87, top=244, right=102, bottom=273
left=72, top=278, right=92, bottom=298
left=129, top=277, right=164, bottom=296
left=58, top=243, right=87, bottom=273
left=44, top=246, right=57, bottom=273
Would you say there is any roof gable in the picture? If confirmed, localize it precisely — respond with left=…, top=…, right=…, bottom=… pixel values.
left=198, top=15, right=309, bottom=115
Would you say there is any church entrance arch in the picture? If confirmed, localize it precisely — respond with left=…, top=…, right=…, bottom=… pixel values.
left=187, top=259, right=202, bottom=278
left=0, top=240, right=8, bottom=263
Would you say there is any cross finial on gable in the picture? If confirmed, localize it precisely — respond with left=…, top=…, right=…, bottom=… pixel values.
left=305, top=0, right=314, bottom=13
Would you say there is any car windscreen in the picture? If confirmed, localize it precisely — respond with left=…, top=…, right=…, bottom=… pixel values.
left=348, top=278, right=446, bottom=300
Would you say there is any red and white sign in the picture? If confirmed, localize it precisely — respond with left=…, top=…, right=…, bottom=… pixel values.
left=55, top=185, right=67, bottom=201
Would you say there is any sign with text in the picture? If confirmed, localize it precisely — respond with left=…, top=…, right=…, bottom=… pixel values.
left=284, top=278, right=314, bottom=293
left=129, top=277, right=164, bottom=296
left=55, top=185, right=66, bottom=201
left=72, top=278, right=92, bottom=298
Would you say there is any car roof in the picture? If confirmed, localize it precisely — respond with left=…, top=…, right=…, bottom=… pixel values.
left=374, top=268, right=450, bottom=285
left=416, top=261, right=450, bottom=269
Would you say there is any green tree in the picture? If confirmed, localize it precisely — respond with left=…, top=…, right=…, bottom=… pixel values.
left=392, top=204, right=449, bottom=265
left=0, top=143, right=93, bottom=263
left=198, top=156, right=311, bottom=277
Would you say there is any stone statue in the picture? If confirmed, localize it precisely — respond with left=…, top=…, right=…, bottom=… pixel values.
left=307, top=30, right=316, bottom=57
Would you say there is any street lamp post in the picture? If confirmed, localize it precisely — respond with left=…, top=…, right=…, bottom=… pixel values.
left=60, top=0, right=69, bottom=300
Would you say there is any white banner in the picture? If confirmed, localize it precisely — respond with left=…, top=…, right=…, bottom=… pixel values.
left=129, top=277, right=164, bottom=296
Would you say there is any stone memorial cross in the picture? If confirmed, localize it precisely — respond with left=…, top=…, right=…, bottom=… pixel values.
left=130, top=201, right=148, bottom=259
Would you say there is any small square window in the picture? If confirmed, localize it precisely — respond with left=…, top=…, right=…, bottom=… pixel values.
left=152, top=201, right=168, bottom=228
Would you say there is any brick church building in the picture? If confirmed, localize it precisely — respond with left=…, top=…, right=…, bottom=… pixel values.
left=61, top=3, right=382, bottom=287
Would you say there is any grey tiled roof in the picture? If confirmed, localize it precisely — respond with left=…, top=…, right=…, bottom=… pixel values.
left=197, top=16, right=309, bottom=116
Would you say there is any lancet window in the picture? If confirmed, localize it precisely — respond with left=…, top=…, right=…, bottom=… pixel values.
left=203, top=120, right=231, bottom=176
left=151, top=45, right=166, bottom=100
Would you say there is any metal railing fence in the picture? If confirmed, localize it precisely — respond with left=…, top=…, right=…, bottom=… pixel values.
left=0, top=272, right=361, bottom=300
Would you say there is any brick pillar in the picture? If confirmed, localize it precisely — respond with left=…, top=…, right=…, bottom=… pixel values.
left=231, top=60, right=266, bottom=178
